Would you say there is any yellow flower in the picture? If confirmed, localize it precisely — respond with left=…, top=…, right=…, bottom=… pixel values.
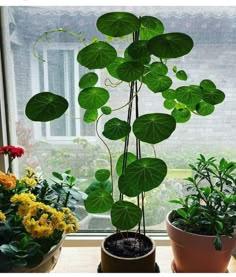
left=20, top=176, right=37, bottom=188
left=11, top=192, right=36, bottom=204
left=0, top=171, right=16, bottom=190
left=0, top=210, right=6, bottom=222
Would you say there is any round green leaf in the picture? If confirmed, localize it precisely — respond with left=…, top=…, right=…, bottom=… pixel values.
left=196, top=101, right=215, bottom=116
left=84, top=189, right=113, bottom=213
left=85, top=180, right=112, bottom=195
left=111, top=200, right=142, bottom=230
left=176, top=85, right=202, bottom=106
left=176, top=70, right=188, bottom=81
left=107, top=57, right=125, bottom=79
left=127, top=40, right=151, bottom=64
left=173, top=65, right=178, bottom=73
left=150, top=62, right=168, bottom=75
left=79, top=72, right=98, bottom=89
left=171, top=107, right=191, bottom=123
left=97, top=12, right=140, bottom=37
left=77, top=41, right=117, bottom=69
left=162, top=89, right=176, bottom=100
left=117, top=61, right=144, bottom=82
left=25, top=92, right=68, bottom=122
left=202, top=89, right=225, bottom=105
left=140, top=16, right=164, bottom=40
left=133, top=113, right=176, bottom=144
left=78, top=87, right=109, bottom=110
left=200, top=79, right=216, bottom=91
left=164, top=99, right=176, bottom=110
left=118, top=158, right=167, bottom=197
left=95, top=169, right=110, bottom=182
left=143, top=73, right=172, bottom=93
left=101, top=106, right=112, bottom=115
left=83, top=109, right=98, bottom=123
left=116, top=152, right=137, bottom=176
left=148, top=32, right=194, bottom=59
left=103, top=118, right=131, bottom=140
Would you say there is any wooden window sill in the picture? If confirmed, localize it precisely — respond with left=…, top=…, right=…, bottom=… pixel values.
left=52, top=246, right=236, bottom=273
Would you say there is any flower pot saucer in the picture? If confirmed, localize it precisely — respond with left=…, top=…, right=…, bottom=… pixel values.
left=171, top=260, right=229, bottom=273
left=97, top=262, right=160, bottom=273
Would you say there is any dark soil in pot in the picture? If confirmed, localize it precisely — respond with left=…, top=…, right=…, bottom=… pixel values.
left=104, top=231, right=152, bottom=258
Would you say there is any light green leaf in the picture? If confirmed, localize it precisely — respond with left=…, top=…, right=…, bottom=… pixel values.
left=176, top=85, right=202, bottom=106
left=85, top=180, right=112, bottom=195
left=196, top=101, right=215, bottom=116
left=162, top=89, right=176, bottom=100
left=164, top=99, right=176, bottom=110
left=101, top=106, right=112, bottom=115
left=83, top=109, right=98, bottom=123
left=171, top=107, right=191, bottom=123
left=116, top=152, right=137, bottom=176
left=107, top=57, right=125, bottom=79
left=176, top=70, right=188, bottom=81
left=79, top=72, right=98, bottom=89
left=150, top=62, right=168, bottom=75
left=84, top=189, right=113, bottom=213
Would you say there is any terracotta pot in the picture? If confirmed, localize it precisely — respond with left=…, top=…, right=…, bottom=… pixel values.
left=12, top=238, right=63, bottom=273
left=100, top=232, right=157, bottom=273
left=166, top=211, right=236, bottom=273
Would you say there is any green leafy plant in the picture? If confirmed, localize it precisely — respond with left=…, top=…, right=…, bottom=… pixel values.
left=170, top=154, right=236, bottom=250
left=25, top=12, right=225, bottom=245
left=0, top=145, right=80, bottom=272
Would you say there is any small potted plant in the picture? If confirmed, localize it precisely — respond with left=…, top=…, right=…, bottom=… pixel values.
left=167, top=154, right=236, bottom=273
left=0, top=145, right=80, bottom=272
left=25, top=12, right=226, bottom=272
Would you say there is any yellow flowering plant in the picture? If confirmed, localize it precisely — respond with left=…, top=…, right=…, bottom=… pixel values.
left=0, top=145, right=80, bottom=272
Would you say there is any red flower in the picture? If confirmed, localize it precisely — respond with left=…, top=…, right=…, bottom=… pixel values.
left=0, top=145, right=24, bottom=159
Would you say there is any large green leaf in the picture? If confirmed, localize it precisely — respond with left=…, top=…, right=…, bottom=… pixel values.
left=126, top=40, right=151, bottom=64
left=116, top=152, right=137, bottom=176
left=78, top=87, right=109, bottom=110
left=102, top=118, right=131, bottom=140
left=148, top=32, right=194, bottom=59
left=196, top=101, right=215, bottom=116
left=77, top=41, right=117, bottom=69
left=171, top=107, right=191, bottom=123
left=202, top=89, right=225, bottom=105
left=25, top=92, right=68, bottom=122
left=176, top=85, right=202, bottom=106
left=84, top=189, right=113, bottom=213
left=118, top=158, right=167, bottom=197
left=97, top=12, right=140, bottom=37
left=162, top=89, right=176, bottom=100
left=79, top=72, right=98, bottom=89
left=107, top=57, right=125, bottom=79
left=111, top=200, right=142, bottom=230
left=143, top=73, right=172, bottom=93
left=83, top=109, right=98, bottom=123
left=117, top=61, right=144, bottom=82
left=95, top=169, right=110, bottom=182
left=150, top=62, right=168, bottom=75
left=133, top=113, right=176, bottom=144
left=85, top=180, right=112, bottom=195
left=140, top=16, right=164, bottom=40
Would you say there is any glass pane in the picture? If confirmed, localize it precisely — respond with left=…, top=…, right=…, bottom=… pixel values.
left=2, top=6, right=236, bottom=233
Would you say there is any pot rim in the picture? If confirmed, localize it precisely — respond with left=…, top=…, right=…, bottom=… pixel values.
left=101, top=231, right=156, bottom=260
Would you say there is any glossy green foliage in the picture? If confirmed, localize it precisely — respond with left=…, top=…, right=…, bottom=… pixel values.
left=116, top=152, right=137, bottom=176
left=25, top=92, right=68, bottom=122
left=95, top=169, right=111, bottom=182
left=140, top=16, right=164, bottom=40
left=79, top=72, right=98, bottom=88
left=102, top=118, right=131, bottom=140
left=83, top=109, right=98, bottom=123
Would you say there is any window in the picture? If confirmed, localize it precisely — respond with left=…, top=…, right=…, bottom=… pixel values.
left=1, top=6, right=236, bottom=232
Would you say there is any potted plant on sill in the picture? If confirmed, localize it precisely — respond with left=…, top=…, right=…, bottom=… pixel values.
left=167, top=154, right=236, bottom=273
left=25, top=12, right=226, bottom=272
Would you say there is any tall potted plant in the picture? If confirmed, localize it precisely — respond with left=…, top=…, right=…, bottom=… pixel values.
left=25, top=12, right=225, bottom=272
left=167, top=154, right=236, bottom=273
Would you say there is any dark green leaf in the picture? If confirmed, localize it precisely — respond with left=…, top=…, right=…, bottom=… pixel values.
left=102, top=118, right=131, bottom=140
left=78, top=87, right=109, bottom=110
left=25, top=92, right=68, bottom=122
left=117, top=61, right=144, bottom=82
left=52, top=172, right=63, bottom=181
left=148, top=32, right=194, bottom=59
left=79, top=72, right=98, bottom=89
left=143, top=73, right=172, bottom=93
left=202, top=89, right=225, bottom=105
left=27, top=250, right=44, bottom=268
left=171, top=107, right=191, bottom=123
left=164, top=99, right=176, bottom=110
left=196, top=101, right=215, bottom=116
left=83, top=109, right=98, bottom=123
left=176, top=208, right=188, bottom=219
left=116, top=152, right=137, bottom=176
left=200, top=79, right=216, bottom=91
left=118, top=158, right=167, bottom=197
left=133, top=113, right=176, bottom=144
left=84, top=189, right=113, bottom=213
left=214, top=235, right=222, bottom=250
left=111, top=200, right=142, bottom=230
left=97, top=12, right=140, bottom=37
left=85, top=180, right=112, bottom=195
left=77, top=41, right=117, bottom=69
left=162, top=89, right=176, bottom=100
left=140, top=16, right=164, bottom=40
left=107, top=57, right=125, bottom=79
left=176, top=70, right=188, bottom=81
left=150, top=62, right=168, bottom=75
left=127, top=40, right=151, bottom=64
left=101, top=106, right=112, bottom=115
left=176, top=85, right=202, bottom=106
left=95, top=169, right=110, bottom=182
